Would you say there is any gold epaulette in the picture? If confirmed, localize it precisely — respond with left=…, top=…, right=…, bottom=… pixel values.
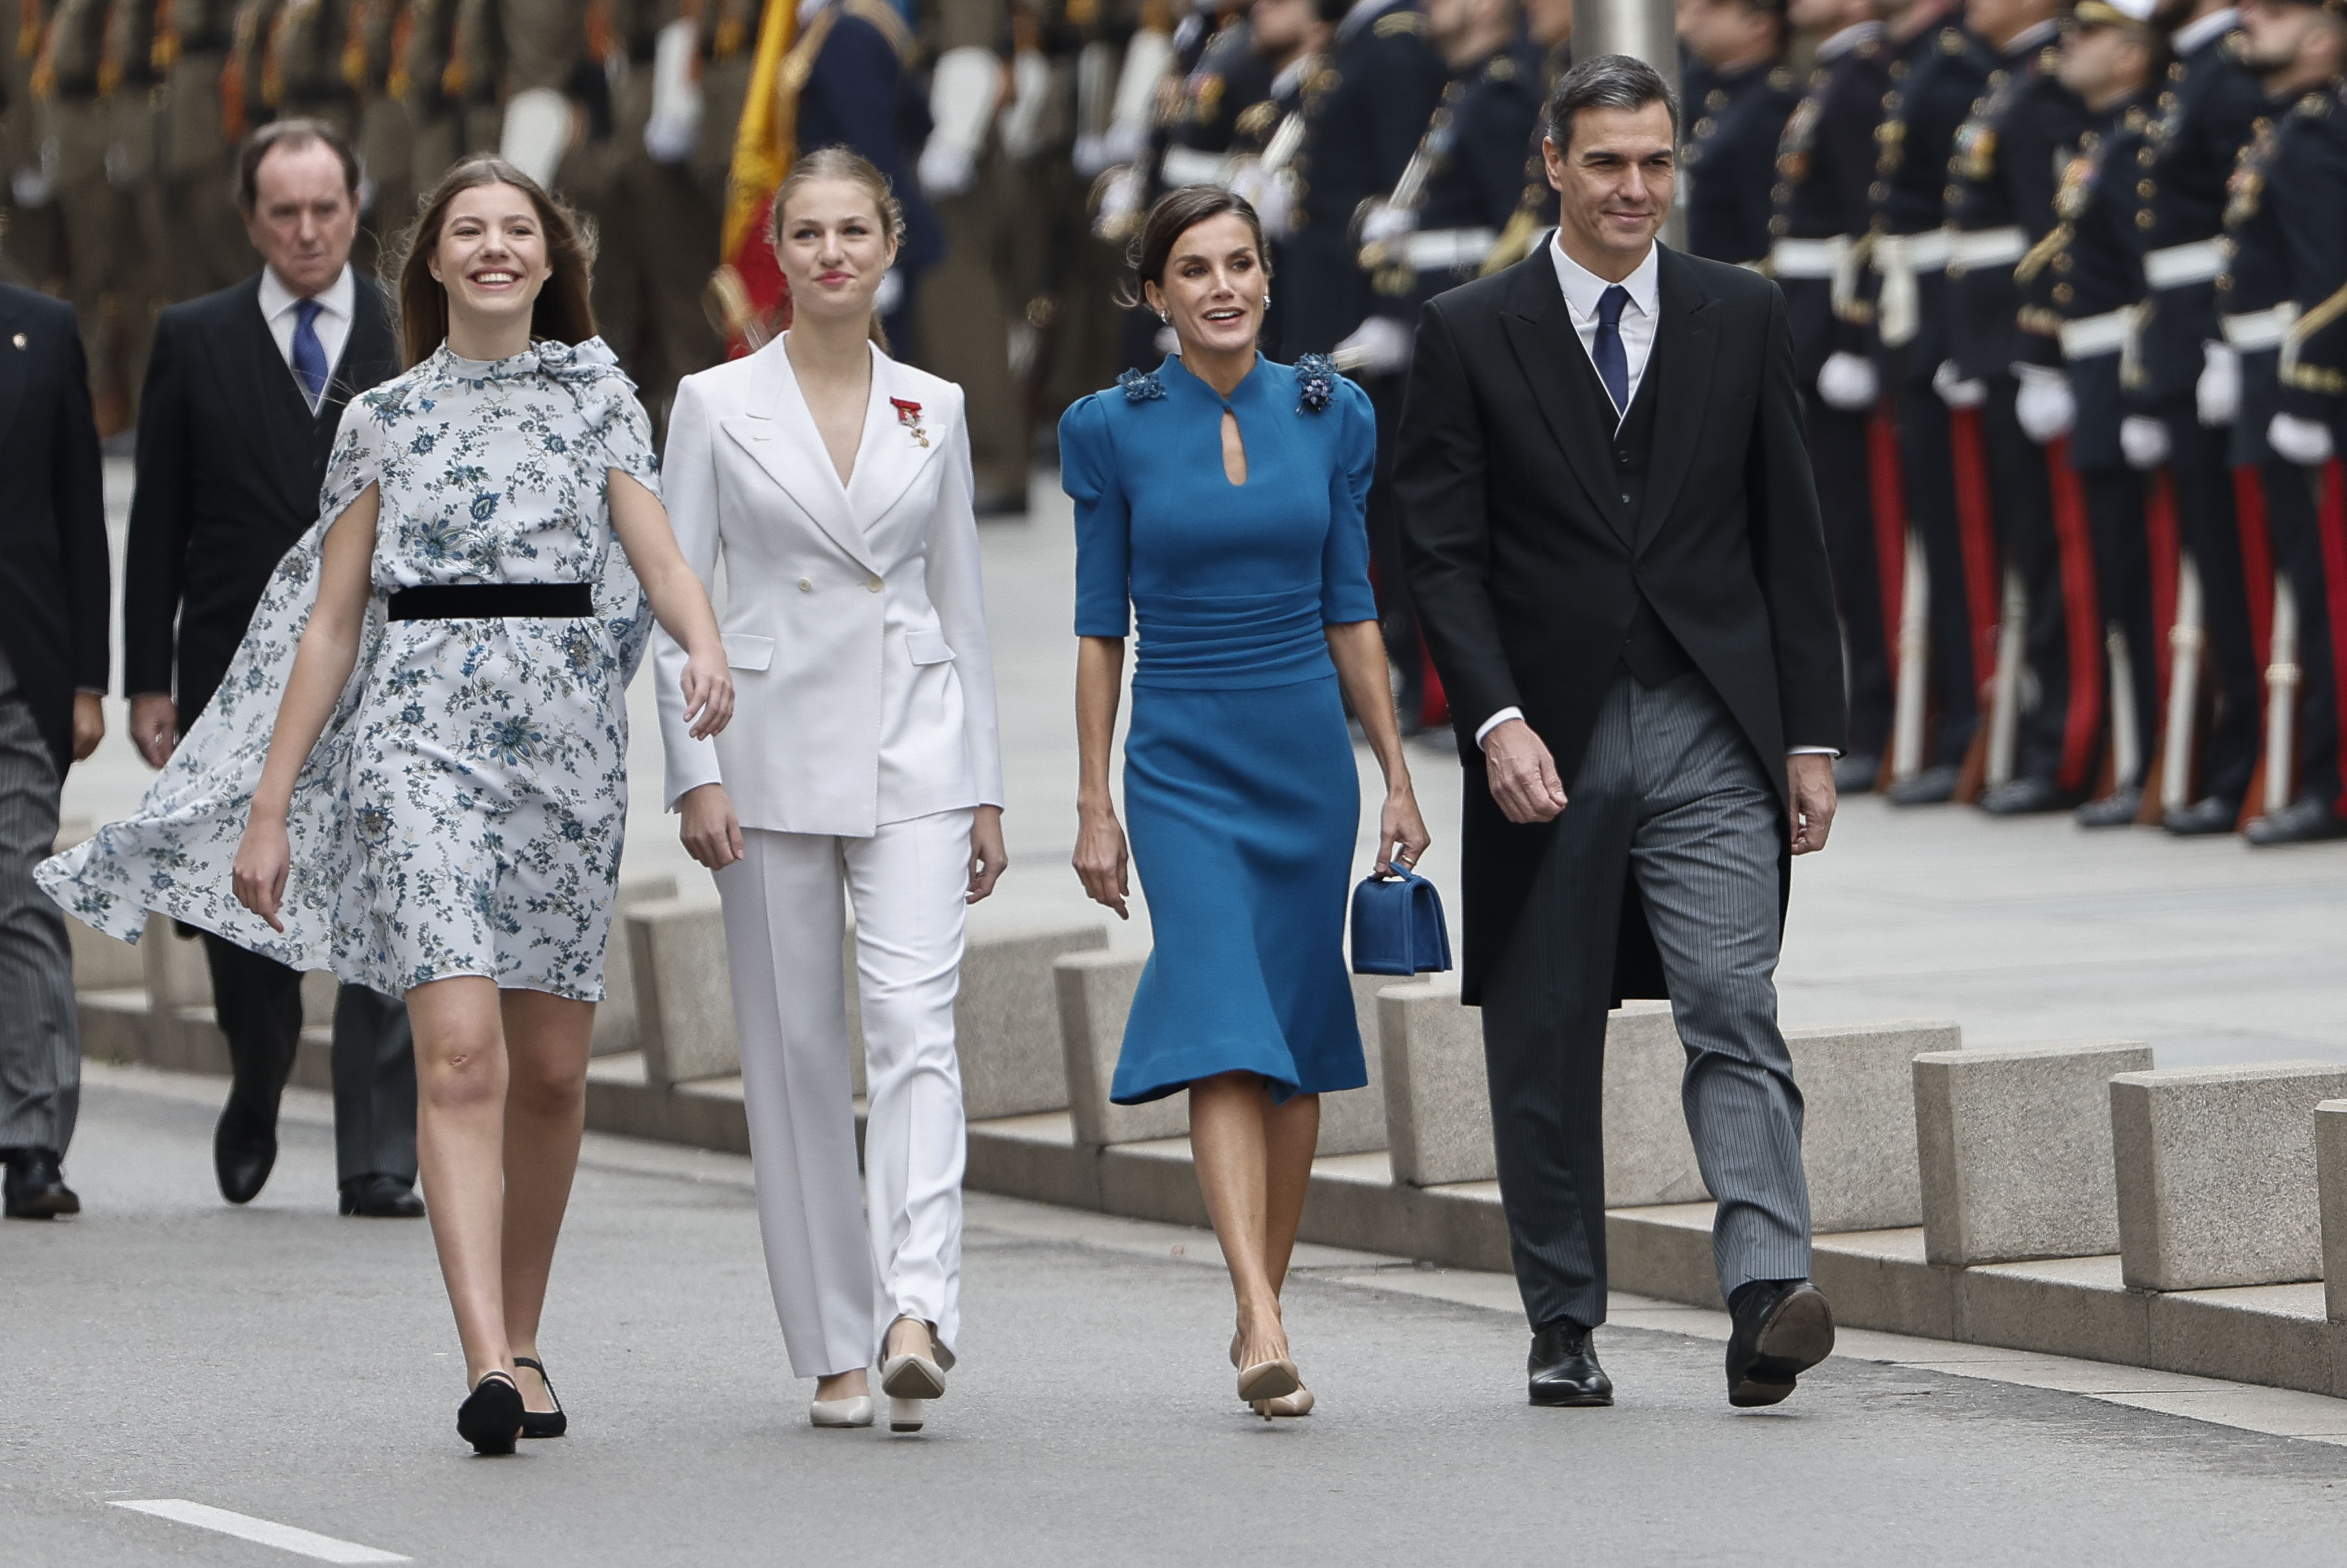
left=1373, top=10, right=1425, bottom=38
left=1235, top=99, right=1279, bottom=141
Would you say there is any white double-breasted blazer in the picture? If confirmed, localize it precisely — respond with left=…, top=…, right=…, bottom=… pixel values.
left=653, top=335, right=1003, bottom=838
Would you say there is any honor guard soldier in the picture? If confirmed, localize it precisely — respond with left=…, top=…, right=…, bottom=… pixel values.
left=2243, top=0, right=2347, bottom=840
left=1218, top=0, right=1325, bottom=354
left=151, top=0, right=248, bottom=297
left=1773, top=0, right=1891, bottom=787
left=1475, top=0, right=1567, bottom=271
left=1153, top=0, right=1276, bottom=191
left=397, top=0, right=470, bottom=191
left=258, top=0, right=360, bottom=138
left=1678, top=0, right=1797, bottom=269
left=346, top=0, right=418, bottom=247
left=3, top=0, right=70, bottom=288
left=2013, top=0, right=2163, bottom=825
left=1940, top=0, right=2093, bottom=816
left=1866, top=0, right=1992, bottom=803
left=2130, top=0, right=2270, bottom=833
left=34, top=0, right=152, bottom=416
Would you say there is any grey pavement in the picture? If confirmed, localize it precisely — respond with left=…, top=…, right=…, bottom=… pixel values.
left=8, top=1062, right=2347, bottom=1566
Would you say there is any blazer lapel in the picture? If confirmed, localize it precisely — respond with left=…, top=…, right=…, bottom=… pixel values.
left=725, top=339, right=882, bottom=574
left=1496, top=252, right=1636, bottom=548
left=1634, top=247, right=1722, bottom=554
left=847, top=350, right=946, bottom=530
left=330, top=278, right=399, bottom=407
left=225, top=278, right=327, bottom=521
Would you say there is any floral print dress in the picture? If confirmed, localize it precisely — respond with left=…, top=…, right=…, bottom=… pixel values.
left=40, top=337, right=657, bottom=1001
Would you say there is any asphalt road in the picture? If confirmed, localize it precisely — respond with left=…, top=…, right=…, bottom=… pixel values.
left=7, top=1068, right=2347, bottom=1567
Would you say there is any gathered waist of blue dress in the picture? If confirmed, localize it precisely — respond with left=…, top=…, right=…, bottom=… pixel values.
left=1130, top=584, right=1335, bottom=689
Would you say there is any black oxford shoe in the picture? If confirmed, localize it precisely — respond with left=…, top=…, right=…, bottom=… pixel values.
left=1885, top=765, right=1959, bottom=806
left=2246, top=796, right=2347, bottom=846
left=214, top=1104, right=277, bottom=1206
left=2162, top=795, right=2241, bottom=837
left=1527, top=1321, right=1614, bottom=1408
left=1832, top=754, right=1882, bottom=794
left=339, top=1173, right=426, bottom=1218
left=1978, top=776, right=2076, bottom=816
left=1725, top=1280, right=1835, bottom=1408
left=2074, top=786, right=2143, bottom=829
left=3, top=1147, right=80, bottom=1219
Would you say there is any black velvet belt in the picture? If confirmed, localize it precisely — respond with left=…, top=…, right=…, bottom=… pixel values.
left=387, top=584, right=595, bottom=621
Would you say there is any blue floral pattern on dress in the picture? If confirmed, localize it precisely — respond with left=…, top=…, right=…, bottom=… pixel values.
left=38, top=337, right=658, bottom=1003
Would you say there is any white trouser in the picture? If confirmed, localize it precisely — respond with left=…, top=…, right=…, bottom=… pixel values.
left=715, top=809, right=973, bottom=1377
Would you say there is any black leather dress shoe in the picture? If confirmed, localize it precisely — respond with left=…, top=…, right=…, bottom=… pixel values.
left=1978, top=776, right=2078, bottom=816
left=1885, top=765, right=1959, bottom=806
left=3, top=1147, right=80, bottom=1219
left=1725, top=1280, right=1835, bottom=1408
left=339, top=1173, right=426, bottom=1218
left=2162, top=795, right=2241, bottom=837
left=2246, top=796, right=2347, bottom=846
left=214, top=1103, right=277, bottom=1206
left=1832, top=754, right=1882, bottom=794
left=1527, top=1321, right=1614, bottom=1407
left=2074, top=786, right=2143, bottom=829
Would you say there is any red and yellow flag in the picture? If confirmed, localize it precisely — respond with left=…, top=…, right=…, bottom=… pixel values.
left=707, top=0, right=802, bottom=355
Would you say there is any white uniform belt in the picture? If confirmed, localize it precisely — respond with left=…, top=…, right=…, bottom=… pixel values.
left=1873, top=228, right=1952, bottom=274
left=2059, top=308, right=2135, bottom=360
left=2221, top=304, right=2297, bottom=352
left=1405, top=227, right=1497, bottom=273
left=2144, top=238, right=2227, bottom=291
left=1157, top=145, right=1229, bottom=188
left=1947, top=227, right=2028, bottom=274
left=1771, top=236, right=1849, bottom=280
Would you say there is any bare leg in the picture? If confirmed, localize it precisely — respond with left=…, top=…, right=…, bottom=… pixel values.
left=1261, top=1092, right=1321, bottom=1301
left=406, top=976, right=512, bottom=1389
left=497, top=988, right=595, bottom=1413
left=1189, top=1072, right=1294, bottom=1368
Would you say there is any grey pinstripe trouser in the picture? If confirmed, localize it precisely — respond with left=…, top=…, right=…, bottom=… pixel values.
left=0, top=646, right=79, bottom=1154
left=1481, top=670, right=1812, bottom=1331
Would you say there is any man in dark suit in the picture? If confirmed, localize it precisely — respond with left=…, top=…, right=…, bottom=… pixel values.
left=0, top=284, right=108, bottom=1219
left=1396, top=53, right=1847, bottom=1410
left=121, top=118, right=422, bottom=1219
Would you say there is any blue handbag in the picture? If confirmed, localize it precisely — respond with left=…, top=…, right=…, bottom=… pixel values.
left=1349, top=862, right=1453, bottom=977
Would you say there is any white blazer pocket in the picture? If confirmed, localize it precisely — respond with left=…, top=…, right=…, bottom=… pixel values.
left=722, top=632, right=777, bottom=670
left=905, top=628, right=955, bottom=666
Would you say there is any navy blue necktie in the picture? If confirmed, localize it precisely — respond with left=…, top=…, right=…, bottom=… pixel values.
left=291, top=297, right=329, bottom=411
left=1593, top=284, right=1630, bottom=416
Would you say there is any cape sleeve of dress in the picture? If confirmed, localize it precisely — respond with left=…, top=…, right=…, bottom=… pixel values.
left=561, top=337, right=658, bottom=685
left=32, top=389, right=399, bottom=964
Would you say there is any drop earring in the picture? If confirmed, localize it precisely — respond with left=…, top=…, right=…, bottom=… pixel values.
left=1157, top=309, right=1168, bottom=322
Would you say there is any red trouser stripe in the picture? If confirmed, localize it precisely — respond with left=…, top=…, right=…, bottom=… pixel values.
left=2146, top=469, right=2181, bottom=708
left=1948, top=408, right=2002, bottom=692
left=2046, top=437, right=2105, bottom=796
left=1868, top=407, right=1908, bottom=666
left=2320, top=459, right=2347, bottom=817
left=2235, top=465, right=2274, bottom=665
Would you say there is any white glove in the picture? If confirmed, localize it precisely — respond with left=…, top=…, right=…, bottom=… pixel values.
left=1229, top=162, right=1294, bottom=239
left=1358, top=200, right=1418, bottom=248
left=2196, top=341, right=2241, bottom=428
left=1333, top=315, right=1413, bottom=378
left=918, top=140, right=977, bottom=201
left=2120, top=414, right=2171, bottom=470
left=2013, top=364, right=2076, bottom=444
left=1816, top=351, right=1879, bottom=411
left=642, top=19, right=703, bottom=165
left=997, top=48, right=1051, bottom=162
left=1072, top=134, right=1112, bottom=180
left=1933, top=359, right=1987, bottom=409
left=2269, top=411, right=2335, bottom=467
left=1092, top=164, right=1146, bottom=239
left=10, top=162, right=53, bottom=208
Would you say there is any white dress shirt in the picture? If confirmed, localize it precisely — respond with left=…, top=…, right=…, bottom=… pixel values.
left=256, top=263, right=356, bottom=412
left=1473, top=234, right=1836, bottom=758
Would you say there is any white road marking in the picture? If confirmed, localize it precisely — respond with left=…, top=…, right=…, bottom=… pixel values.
left=110, top=1500, right=410, bottom=1563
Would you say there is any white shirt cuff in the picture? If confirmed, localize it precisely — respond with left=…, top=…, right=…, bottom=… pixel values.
left=1788, top=746, right=1840, bottom=757
left=1473, top=707, right=1525, bottom=749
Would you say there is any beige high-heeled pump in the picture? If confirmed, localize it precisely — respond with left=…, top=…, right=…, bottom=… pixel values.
left=880, top=1317, right=947, bottom=1432
left=1229, top=1332, right=1301, bottom=1410
left=1252, top=1386, right=1314, bottom=1419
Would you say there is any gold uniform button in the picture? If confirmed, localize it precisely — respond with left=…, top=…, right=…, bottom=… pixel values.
left=865, top=578, right=883, bottom=593
left=2137, top=179, right=2156, bottom=198
left=798, top=577, right=813, bottom=592
left=2135, top=210, right=2156, bottom=230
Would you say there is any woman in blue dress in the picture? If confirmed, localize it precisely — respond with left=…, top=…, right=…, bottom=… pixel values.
left=1061, top=186, right=1431, bottom=1419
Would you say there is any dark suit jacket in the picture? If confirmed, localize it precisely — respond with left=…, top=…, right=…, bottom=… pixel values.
left=1394, top=243, right=1845, bottom=1002
left=0, top=284, right=110, bottom=777
left=123, top=272, right=400, bottom=722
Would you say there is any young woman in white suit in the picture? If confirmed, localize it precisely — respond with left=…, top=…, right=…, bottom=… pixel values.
left=653, top=147, right=1007, bottom=1435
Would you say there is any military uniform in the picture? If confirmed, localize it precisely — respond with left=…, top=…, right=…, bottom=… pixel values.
left=3, top=0, right=71, bottom=288
left=1867, top=16, right=1993, bottom=796
left=152, top=0, right=249, bottom=297
left=2016, top=84, right=2161, bottom=813
left=2133, top=8, right=2269, bottom=828
left=1944, top=21, right=2094, bottom=808
left=1376, top=38, right=1541, bottom=315
left=1684, top=55, right=1796, bottom=268
left=2262, top=78, right=2347, bottom=837
left=1771, top=19, right=1889, bottom=770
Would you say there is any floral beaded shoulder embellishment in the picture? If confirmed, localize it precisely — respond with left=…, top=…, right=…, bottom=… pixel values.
left=891, top=397, right=928, bottom=447
left=1294, top=354, right=1339, bottom=413
left=1118, top=367, right=1166, bottom=403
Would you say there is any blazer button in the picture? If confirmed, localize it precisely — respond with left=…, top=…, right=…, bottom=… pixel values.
left=798, top=577, right=813, bottom=592
left=865, top=577, right=883, bottom=592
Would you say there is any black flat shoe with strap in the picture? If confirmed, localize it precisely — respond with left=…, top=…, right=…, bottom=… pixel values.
left=513, top=1357, right=567, bottom=1439
left=456, top=1371, right=524, bottom=1455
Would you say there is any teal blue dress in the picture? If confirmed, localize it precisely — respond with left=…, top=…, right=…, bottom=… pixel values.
left=1060, top=354, right=1379, bottom=1105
